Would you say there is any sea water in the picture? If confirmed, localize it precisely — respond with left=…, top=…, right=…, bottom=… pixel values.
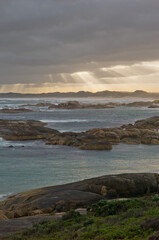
left=0, top=97, right=159, bottom=200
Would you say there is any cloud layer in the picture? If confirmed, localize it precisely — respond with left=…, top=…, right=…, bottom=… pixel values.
left=0, top=0, right=159, bottom=92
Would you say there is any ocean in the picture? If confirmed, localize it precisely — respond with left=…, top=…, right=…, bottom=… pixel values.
left=0, top=97, right=159, bottom=200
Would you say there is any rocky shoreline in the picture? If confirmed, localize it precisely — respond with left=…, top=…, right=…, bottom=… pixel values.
left=1, top=174, right=159, bottom=240
left=1, top=100, right=159, bottom=114
left=0, top=173, right=158, bottom=220
left=1, top=115, right=159, bottom=238
left=1, top=116, right=159, bottom=150
left=0, top=119, right=58, bottom=141
left=23, top=100, right=159, bottom=109
left=45, top=115, right=159, bottom=150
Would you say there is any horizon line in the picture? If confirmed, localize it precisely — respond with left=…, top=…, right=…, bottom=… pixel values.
left=0, top=90, right=159, bottom=95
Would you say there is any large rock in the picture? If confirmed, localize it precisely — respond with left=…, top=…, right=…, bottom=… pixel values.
left=0, top=108, right=35, bottom=113
left=0, top=119, right=58, bottom=140
left=0, top=173, right=158, bottom=218
left=85, top=129, right=120, bottom=144
left=135, top=116, right=159, bottom=130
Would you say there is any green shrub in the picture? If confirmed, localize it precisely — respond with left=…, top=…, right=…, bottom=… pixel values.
left=62, top=210, right=81, bottom=220
left=152, top=196, right=159, bottom=202
left=90, top=199, right=146, bottom=217
left=83, top=218, right=94, bottom=226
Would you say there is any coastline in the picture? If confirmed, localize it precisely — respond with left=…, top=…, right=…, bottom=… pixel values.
left=0, top=172, right=158, bottom=219
left=1, top=173, right=159, bottom=239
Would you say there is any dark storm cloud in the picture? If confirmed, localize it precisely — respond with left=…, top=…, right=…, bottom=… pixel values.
left=0, top=0, right=159, bottom=85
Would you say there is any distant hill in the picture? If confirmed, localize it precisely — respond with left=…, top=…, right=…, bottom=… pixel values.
left=0, top=90, right=158, bottom=98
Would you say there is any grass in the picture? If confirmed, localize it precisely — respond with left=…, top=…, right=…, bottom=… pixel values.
left=5, top=196, right=159, bottom=240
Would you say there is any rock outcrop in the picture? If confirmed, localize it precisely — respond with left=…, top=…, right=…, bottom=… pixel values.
left=79, top=141, right=112, bottom=150
left=48, top=101, right=116, bottom=109
left=19, top=100, right=159, bottom=110
left=1, top=116, right=159, bottom=149
left=0, top=108, right=34, bottom=113
left=45, top=116, right=159, bottom=149
left=0, top=119, right=58, bottom=141
left=0, top=173, right=158, bottom=219
left=125, top=101, right=152, bottom=107
left=148, top=105, right=159, bottom=108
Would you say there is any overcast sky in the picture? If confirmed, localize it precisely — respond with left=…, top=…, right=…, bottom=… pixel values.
left=0, top=0, right=159, bottom=93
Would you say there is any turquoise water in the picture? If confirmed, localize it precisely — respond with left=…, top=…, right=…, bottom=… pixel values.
left=0, top=98, right=159, bottom=200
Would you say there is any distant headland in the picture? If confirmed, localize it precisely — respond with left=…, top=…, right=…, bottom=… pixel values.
left=0, top=90, right=159, bottom=98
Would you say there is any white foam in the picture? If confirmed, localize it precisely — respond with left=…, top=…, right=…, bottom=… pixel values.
left=0, top=192, right=12, bottom=200
left=0, top=137, right=9, bottom=147
left=0, top=137, right=42, bottom=148
left=41, top=119, right=88, bottom=123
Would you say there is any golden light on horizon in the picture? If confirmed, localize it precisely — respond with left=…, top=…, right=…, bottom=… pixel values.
left=0, top=61, right=159, bottom=94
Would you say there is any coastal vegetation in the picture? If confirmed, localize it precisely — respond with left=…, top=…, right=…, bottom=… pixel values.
left=4, top=197, right=159, bottom=240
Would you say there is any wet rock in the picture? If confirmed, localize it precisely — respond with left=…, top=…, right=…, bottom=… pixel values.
left=79, top=141, right=112, bottom=150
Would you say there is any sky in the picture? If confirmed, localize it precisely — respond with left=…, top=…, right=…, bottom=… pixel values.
left=0, top=0, right=159, bottom=93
